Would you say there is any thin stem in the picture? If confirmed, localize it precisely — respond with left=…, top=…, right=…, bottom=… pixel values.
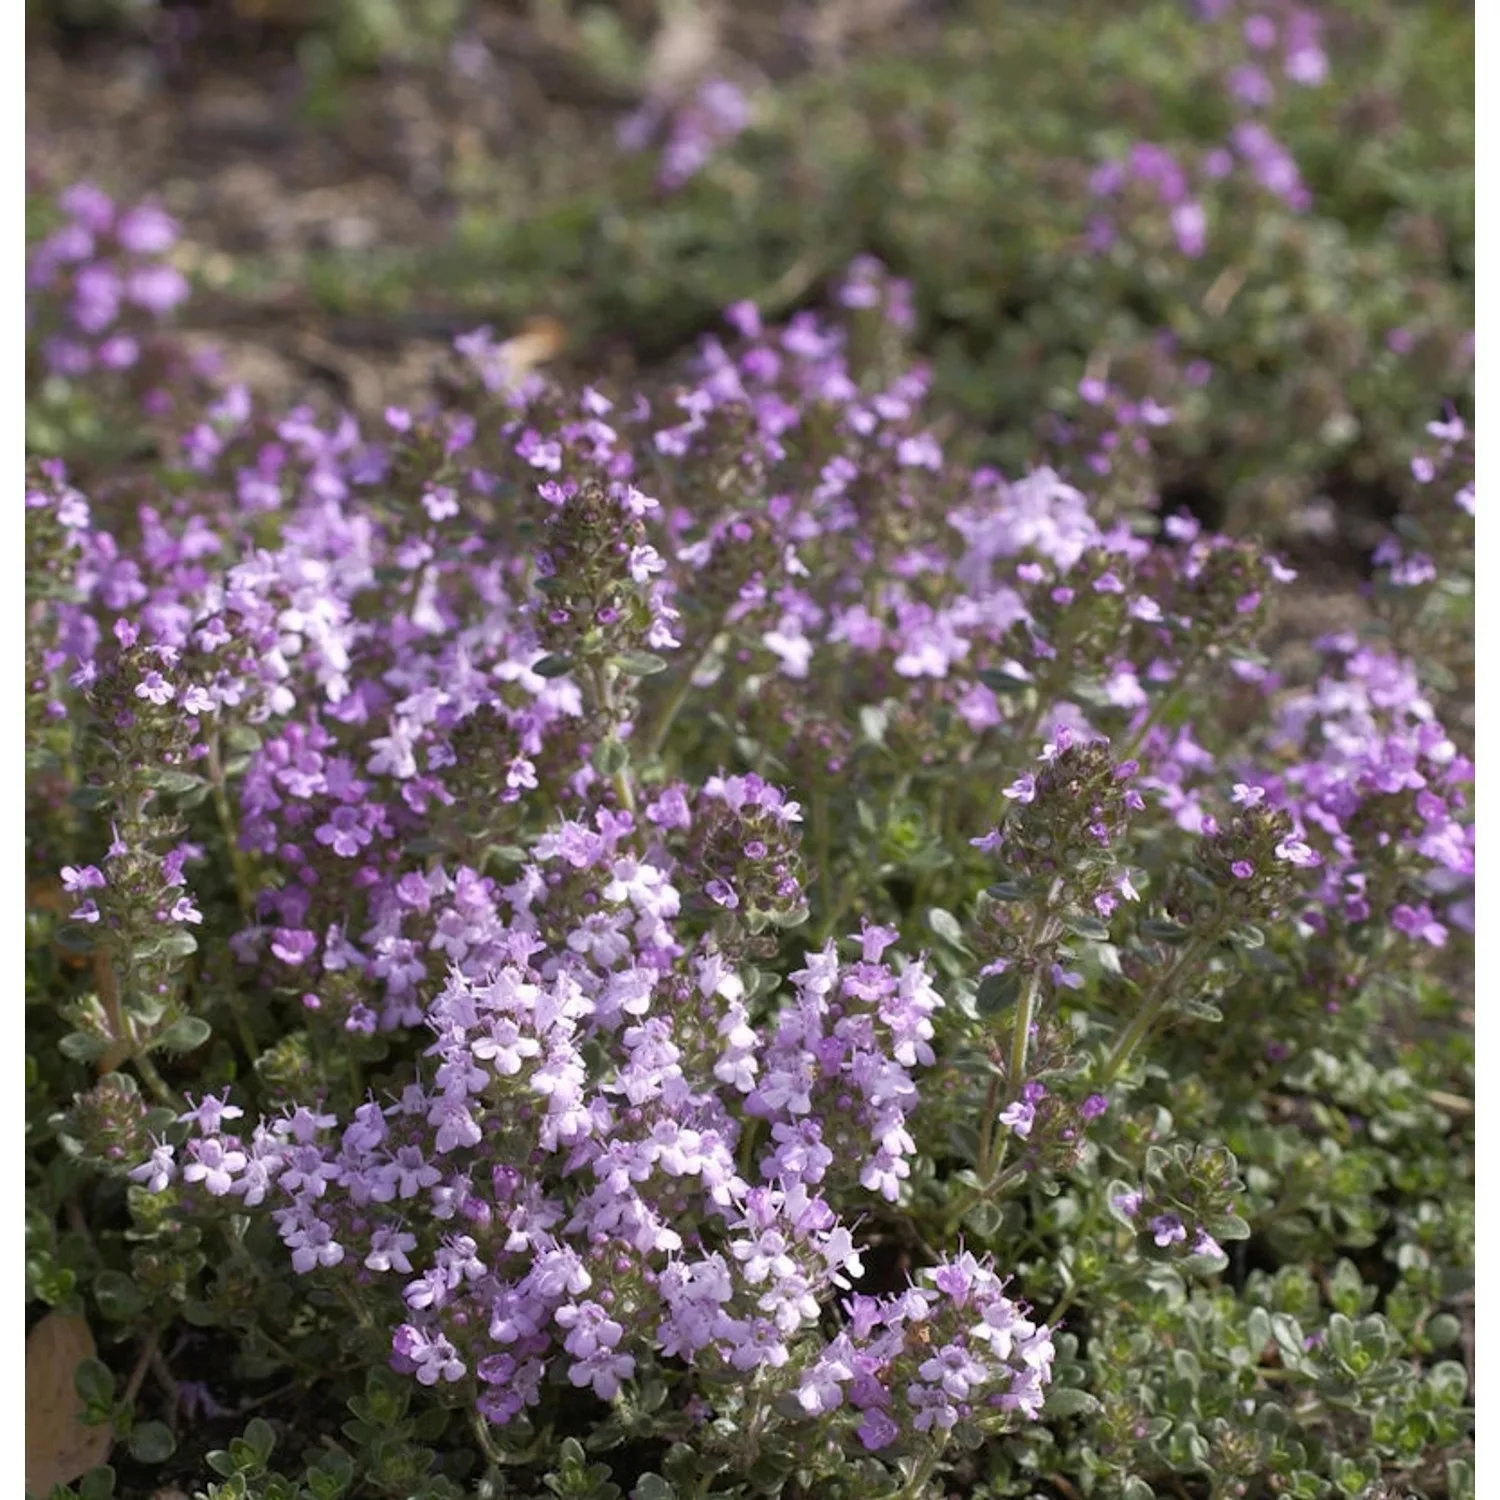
left=1120, top=693, right=1175, bottom=764
left=943, top=1161, right=1029, bottom=1239
left=226, top=1003, right=260, bottom=1067
left=1120, top=656, right=1204, bottom=764
left=736, top=1117, right=763, bottom=1179
left=1099, top=935, right=1213, bottom=1087
left=132, top=1046, right=184, bottom=1112
left=1045, top=1282, right=1081, bottom=1328
left=470, top=1410, right=506, bottom=1468
left=813, top=870, right=860, bottom=945
left=206, top=732, right=255, bottom=918
left=642, top=638, right=720, bottom=763
left=974, top=1071, right=1002, bottom=1184
left=122, top=1328, right=160, bottom=1407
left=588, top=661, right=636, bottom=813
left=1005, top=908, right=1057, bottom=1098
left=205, top=740, right=263, bottom=1066
left=1009, top=966, right=1043, bottom=1098
left=150, top=1348, right=181, bottom=1410
left=884, top=1447, right=942, bottom=1500
left=811, top=790, right=833, bottom=919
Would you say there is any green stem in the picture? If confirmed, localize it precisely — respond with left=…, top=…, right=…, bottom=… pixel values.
left=1045, top=1282, right=1081, bottom=1328
left=1005, top=907, right=1057, bottom=1097
left=206, top=732, right=255, bottom=918
left=813, top=871, right=860, bottom=945
left=1120, top=657, right=1203, bottom=763
left=226, top=1004, right=260, bottom=1068
left=811, top=790, right=833, bottom=919
left=132, top=1046, right=184, bottom=1112
left=613, top=766, right=636, bottom=814
left=974, top=1070, right=1002, bottom=1184
left=1099, top=935, right=1214, bottom=1087
left=470, top=1409, right=506, bottom=1468
left=884, top=1447, right=942, bottom=1500
left=642, top=638, right=720, bottom=763
left=1009, top=965, right=1043, bottom=1096
left=736, top=1117, right=763, bottom=1179
left=943, top=1161, right=1029, bottom=1239
left=588, top=661, right=636, bottom=813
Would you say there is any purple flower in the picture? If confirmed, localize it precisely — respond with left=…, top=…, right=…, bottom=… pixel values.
left=1150, top=1213, right=1187, bottom=1248
left=1274, top=836, right=1319, bottom=867
left=115, top=204, right=178, bottom=255
left=857, top=1408, right=900, bottom=1451
left=182, top=1137, right=246, bottom=1197
left=1191, top=1228, right=1223, bottom=1259
left=134, top=670, right=175, bottom=706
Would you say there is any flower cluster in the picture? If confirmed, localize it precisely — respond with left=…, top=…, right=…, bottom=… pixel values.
left=24, top=186, right=1472, bottom=1496
left=28, top=182, right=189, bottom=379
left=619, top=77, right=753, bottom=191
left=133, top=875, right=1044, bottom=1451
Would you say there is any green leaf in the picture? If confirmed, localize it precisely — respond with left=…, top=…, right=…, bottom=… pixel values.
left=1205, top=1211, right=1251, bottom=1242
left=1063, top=913, right=1110, bottom=942
left=74, top=1356, right=115, bottom=1408
left=592, top=738, right=629, bottom=775
left=1246, top=1306, right=1272, bottom=1354
left=616, top=650, right=668, bottom=677
left=1104, top=1179, right=1143, bottom=1226
left=59, top=1031, right=112, bottom=1063
left=77, top=1466, right=116, bottom=1500
left=1042, top=1386, right=1101, bottom=1419
left=243, top=1417, right=277, bottom=1463
left=143, top=768, right=207, bottom=796
left=223, top=724, right=263, bottom=753
left=632, top=1478, right=678, bottom=1500
left=1428, top=1360, right=1470, bottom=1405
left=964, top=1200, right=1004, bottom=1239
left=976, top=970, right=1020, bottom=1017
left=93, top=1271, right=145, bottom=1323
left=129, top=1421, right=176, bottom=1464
left=978, top=668, right=1031, bottom=694
left=307, top=1453, right=355, bottom=1500
left=927, top=907, right=968, bottom=950
left=1141, top=916, right=1192, bottom=943
left=531, top=653, right=573, bottom=679
left=150, top=928, right=200, bottom=961
left=156, top=1016, right=212, bottom=1053
left=1425, top=1312, right=1461, bottom=1349
left=986, top=880, right=1033, bottom=902
left=54, top=924, right=99, bottom=956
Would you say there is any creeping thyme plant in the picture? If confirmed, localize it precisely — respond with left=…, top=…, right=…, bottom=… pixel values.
left=25, top=19, right=1471, bottom=1500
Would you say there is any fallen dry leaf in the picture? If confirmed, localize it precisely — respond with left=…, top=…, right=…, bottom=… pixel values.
left=647, top=0, right=723, bottom=103
left=26, top=1313, right=113, bottom=1498
left=495, top=316, right=568, bottom=380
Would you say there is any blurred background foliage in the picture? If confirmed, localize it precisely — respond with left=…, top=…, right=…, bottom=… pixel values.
left=27, top=0, right=1473, bottom=546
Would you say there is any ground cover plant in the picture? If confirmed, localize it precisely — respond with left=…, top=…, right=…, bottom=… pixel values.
left=27, top=1, right=1473, bottom=555
left=25, top=6, right=1473, bottom=1500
